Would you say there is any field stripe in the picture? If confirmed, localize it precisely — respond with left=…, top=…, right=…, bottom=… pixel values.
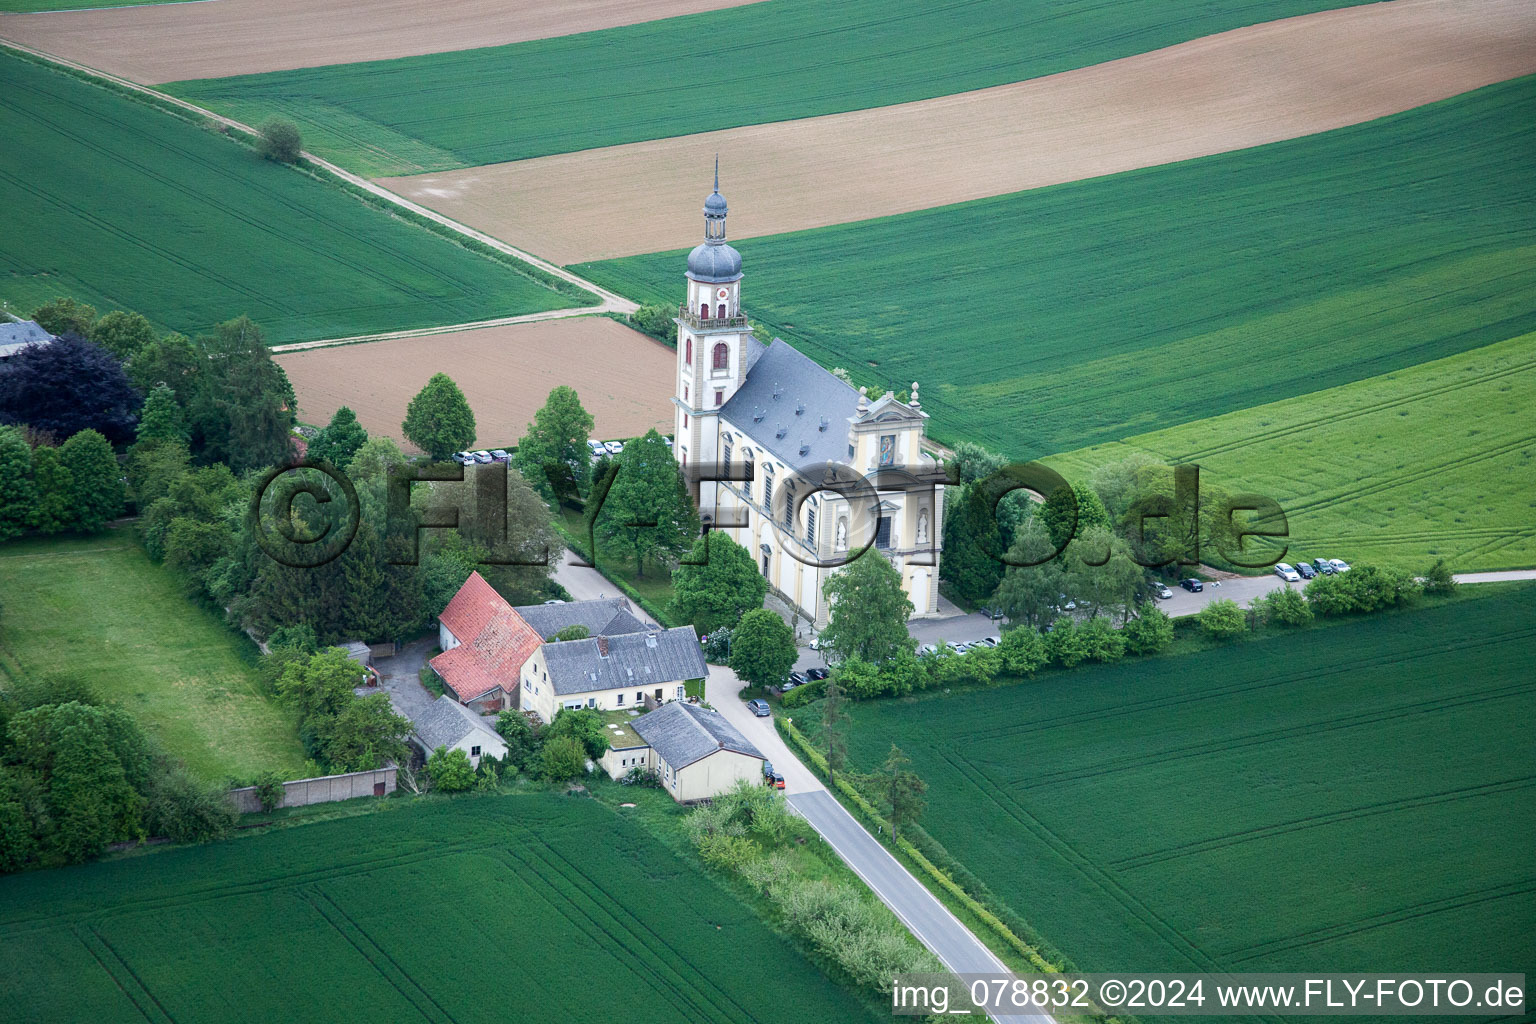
left=1111, top=776, right=1536, bottom=871
left=70, top=926, right=165, bottom=1024
left=305, top=886, right=454, bottom=1024
left=79, top=925, right=178, bottom=1024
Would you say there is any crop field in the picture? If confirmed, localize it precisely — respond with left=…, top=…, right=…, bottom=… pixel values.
left=578, top=77, right=1536, bottom=462
left=0, top=0, right=762, bottom=82
left=163, top=0, right=1371, bottom=177
left=0, top=794, right=881, bottom=1024
left=1046, top=334, right=1536, bottom=573
left=0, top=51, right=588, bottom=345
left=837, top=585, right=1536, bottom=981
left=276, top=317, right=675, bottom=448
left=0, top=532, right=308, bottom=784
left=383, top=0, right=1536, bottom=265
left=0, top=0, right=179, bottom=12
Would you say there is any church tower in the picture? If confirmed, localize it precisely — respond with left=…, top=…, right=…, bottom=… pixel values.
left=674, top=161, right=752, bottom=496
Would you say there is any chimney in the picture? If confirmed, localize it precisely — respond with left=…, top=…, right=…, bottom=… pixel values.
left=645, top=633, right=658, bottom=648
left=596, top=635, right=609, bottom=657
left=772, top=382, right=783, bottom=400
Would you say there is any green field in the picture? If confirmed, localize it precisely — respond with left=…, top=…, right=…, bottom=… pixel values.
left=0, top=793, right=882, bottom=1024
left=832, top=586, right=1536, bottom=983
left=579, top=77, right=1536, bottom=463
left=0, top=532, right=308, bottom=783
left=166, top=0, right=1369, bottom=176
left=1045, top=334, right=1536, bottom=572
left=0, top=51, right=588, bottom=344
left=0, top=0, right=184, bottom=11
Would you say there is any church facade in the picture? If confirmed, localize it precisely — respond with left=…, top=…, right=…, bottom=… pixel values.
left=671, top=173, right=944, bottom=627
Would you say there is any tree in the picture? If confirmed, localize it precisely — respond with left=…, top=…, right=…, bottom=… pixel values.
left=90, top=310, right=157, bottom=361
left=1062, top=526, right=1145, bottom=623
left=134, top=383, right=189, bottom=446
left=187, top=317, right=294, bottom=473
left=1044, top=619, right=1091, bottom=668
left=831, top=656, right=882, bottom=699
left=144, top=768, right=237, bottom=843
left=671, top=532, right=767, bottom=634
left=126, top=437, right=191, bottom=509
left=538, top=734, right=588, bottom=781
left=60, top=430, right=124, bottom=531
left=0, top=426, right=36, bottom=541
left=882, top=745, right=927, bottom=843
left=307, top=406, right=369, bottom=470
left=1121, top=603, right=1175, bottom=653
left=628, top=303, right=678, bottom=345
left=551, top=624, right=591, bottom=642
left=544, top=707, right=610, bottom=759
left=941, top=483, right=1004, bottom=605
left=319, top=693, right=412, bottom=772
left=996, top=626, right=1048, bottom=676
left=1259, top=586, right=1312, bottom=627
left=1422, top=558, right=1457, bottom=595
left=514, top=385, right=594, bottom=500
left=258, top=118, right=303, bottom=162
left=821, top=675, right=847, bottom=782
left=403, top=373, right=476, bottom=461
left=592, top=429, right=698, bottom=575
left=1077, top=616, right=1126, bottom=662
left=944, top=442, right=1007, bottom=487
left=0, top=334, right=141, bottom=445
left=30, top=297, right=96, bottom=338
left=126, top=332, right=200, bottom=409
left=820, top=551, right=915, bottom=665
left=1197, top=598, right=1247, bottom=639
left=426, top=746, right=476, bottom=792
left=253, top=771, right=286, bottom=812
left=494, top=710, right=541, bottom=772
left=729, top=608, right=797, bottom=689
left=27, top=446, right=74, bottom=534
left=990, top=519, right=1064, bottom=629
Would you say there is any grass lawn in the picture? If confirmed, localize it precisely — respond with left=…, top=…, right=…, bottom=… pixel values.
left=0, top=531, right=308, bottom=783
left=578, top=77, right=1536, bottom=463
left=0, top=792, right=882, bottom=1024
left=165, top=0, right=1369, bottom=175
left=0, top=50, right=588, bottom=344
left=1046, top=333, right=1536, bottom=573
left=823, top=585, right=1536, bottom=981
left=557, top=505, right=679, bottom=624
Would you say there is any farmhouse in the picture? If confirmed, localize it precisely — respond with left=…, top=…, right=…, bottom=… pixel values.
left=624, top=700, right=766, bottom=803
left=0, top=320, right=56, bottom=361
left=431, top=574, right=707, bottom=722
left=410, top=695, right=506, bottom=770
left=671, top=171, right=945, bottom=627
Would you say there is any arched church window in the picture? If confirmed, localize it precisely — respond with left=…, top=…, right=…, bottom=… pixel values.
left=716, top=303, right=726, bottom=319
left=685, top=338, right=692, bottom=363
left=700, top=302, right=710, bottom=319
left=713, top=343, right=729, bottom=370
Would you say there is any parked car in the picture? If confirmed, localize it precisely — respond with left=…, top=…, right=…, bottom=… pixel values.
left=543, top=599, right=566, bottom=605
left=1328, top=559, right=1351, bottom=574
left=805, top=667, right=829, bottom=681
left=1294, top=561, right=1316, bottom=580
left=917, top=643, right=938, bottom=657
left=766, top=770, right=785, bottom=790
left=1312, top=558, right=1335, bottom=575
left=808, top=636, right=823, bottom=651
left=1273, top=562, right=1301, bottom=583
left=468, top=450, right=490, bottom=464
left=1152, top=582, right=1174, bottom=600
left=978, top=605, right=1005, bottom=621
left=452, top=451, right=475, bottom=466
left=1056, top=595, right=1077, bottom=611
left=662, top=436, right=674, bottom=447
left=946, top=641, right=969, bottom=654
left=1181, top=578, right=1204, bottom=593
left=604, top=440, right=625, bottom=455
left=747, top=699, right=771, bottom=717
left=787, top=671, right=809, bottom=688
left=587, top=439, right=606, bottom=454
left=490, top=449, right=511, bottom=462
left=972, top=637, right=999, bottom=649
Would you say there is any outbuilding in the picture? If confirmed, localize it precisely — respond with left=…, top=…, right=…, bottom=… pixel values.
left=630, top=701, right=766, bottom=803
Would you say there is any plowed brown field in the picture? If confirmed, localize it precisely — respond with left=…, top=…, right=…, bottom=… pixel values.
left=379, top=0, right=1536, bottom=265
left=0, top=0, right=764, bottom=84
left=275, top=317, right=674, bottom=449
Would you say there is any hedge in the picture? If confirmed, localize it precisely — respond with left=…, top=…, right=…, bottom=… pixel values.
left=553, top=520, right=679, bottom=628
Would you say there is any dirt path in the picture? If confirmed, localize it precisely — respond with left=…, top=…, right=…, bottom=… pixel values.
left=275, top=317, right=675, bottom=448
left=0, top=0, right=765, bottom=84
left=381, top=0, right=1536, bottom=265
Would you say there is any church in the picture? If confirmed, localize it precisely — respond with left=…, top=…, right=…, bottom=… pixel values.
left=670, top=171, right=945, bottom=628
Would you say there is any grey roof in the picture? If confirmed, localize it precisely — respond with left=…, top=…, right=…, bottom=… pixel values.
left=720, top=338, right=862, bottom=470
left=631, top=701, right=764, bottom=770
left=0, top=320, right=55, bottom=359
left=598, top=609, right=647, bottom=637
left=704, top=189, right=728, bottom=215
left=686, top=240, right=742, bottom=283
left=413, top=695, right=500, bottom=752
left=336, top=641, right=371, bottom=665
left=541, top=626, right=707, bottom=696
left=512, top=598, right=635, bottom=639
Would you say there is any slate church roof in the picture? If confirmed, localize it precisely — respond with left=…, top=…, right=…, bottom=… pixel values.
left=719, top=338, right=862, bottom=469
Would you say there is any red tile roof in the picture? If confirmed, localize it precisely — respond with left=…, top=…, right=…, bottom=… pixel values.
left=429, top=572, right=542, bottom=704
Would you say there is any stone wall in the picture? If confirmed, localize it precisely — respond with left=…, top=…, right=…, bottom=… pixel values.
left=228, top=765, right=397, bottom=814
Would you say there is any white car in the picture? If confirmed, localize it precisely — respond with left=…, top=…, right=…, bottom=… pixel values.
left=1273, top=562, right=1301, bottom=583
left=587, top=439, right=606, bottom=455
left=1328, top=559, right=1351, bottom=574
left=946, top=641, right=969, bottom=654
left=917, top=643, right=938, bottom=657
left=971, top=637, right=999, bottom=649
left=1152, top=582, right=1174, bottom=600
left=472, top=450, right=493, bottom=464
left=604, top=440, right=625, bottom=455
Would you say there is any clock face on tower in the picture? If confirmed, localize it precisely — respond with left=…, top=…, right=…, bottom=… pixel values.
left=717, top=288, right=728, bottom=299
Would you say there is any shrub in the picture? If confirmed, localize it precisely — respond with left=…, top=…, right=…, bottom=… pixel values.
left=1196, top=598, right=1247, bottom=639
left=1045, top=619, right=1092, bottom=667
left=257, top=118, right=302, bottom=162
left=538, top=734, right=587, bottom=781
left=997, top=626, right=1048, bottom=675
left=1121, top=603, right=1174, bottom=654
left=425, top=746, right=475, bottom=792
left=253, top=771, right=285, bottom=812
left=697, top=831, right=759, bottom=872
left=620, top=765, right=662, bottom=787
left=628, top=303, right=678, bottom=345
left=833, top=657, right=882, bottom=699
left=781, top=679, right=825, bottom=708
left=145, top=768, right=238, bottom=843
left=1261, top=586, right=1313, bottom=626
left=1422, top=558, right=1457, bottom=595
left=1077, top=616, right=1126, bottom=663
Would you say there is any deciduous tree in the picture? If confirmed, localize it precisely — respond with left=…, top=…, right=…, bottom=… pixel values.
left=30, top=296, right=96, bottom=338
left=426, top=746, right=476, bottom=792
left=90, top=310, right=157, bottom=361
left=27, top=446, right=73, bottom=534
left=0, top=426, right=36, bottom=541
left=307, top=406, right=368, bottom=469
left=820, top=551, right=915, bottom=665
left=60, top=429, right=124, bottom=531
left=188, top=317, right=294, bottom=473
left=403, top=372, right=476, bottom=462
left=671, top=532, right=767, bottom=634
left=0, top=334, right=141, bottom=445
left=729, top=608, right=796, bottom=689
left=514, top=385, right=594, bottom=500
left=592, top=429, right=697, bottom=575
